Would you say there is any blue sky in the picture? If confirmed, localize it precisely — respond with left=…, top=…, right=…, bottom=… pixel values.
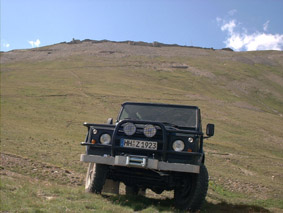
left=1, top=0, right=283, bottom=52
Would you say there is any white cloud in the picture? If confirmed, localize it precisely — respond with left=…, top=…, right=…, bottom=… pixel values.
left=228, top=9, right=237, bottom=16
left=263, top=20, right=270, bottom=32
left=28, top=39, right=41, bottom=48
left=218, top=18, right=283, bottom=51
left=221, top=20, right=236, bottom=34
left=225, top=32, right=283, bottom=51
left=3, top=43, right=10, bottom=48
left=1, top=40, right=10, bottom=49
left=216, top=17, right=222, bottom=23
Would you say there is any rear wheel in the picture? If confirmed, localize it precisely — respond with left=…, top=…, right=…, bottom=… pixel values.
left=85, top=163, right=108, bottom=194
left=174, top=164, right=208, bottom=211
left=125, top=185, right=146, bottom=196
left=125, top=185, right=139, bottom=196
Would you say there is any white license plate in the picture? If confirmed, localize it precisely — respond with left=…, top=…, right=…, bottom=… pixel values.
left=120, top=139, right=158, bottom=150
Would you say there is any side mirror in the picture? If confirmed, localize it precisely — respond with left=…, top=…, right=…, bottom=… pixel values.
left=107, top=118, right=113, bottom=124
left=206, top=124, right=215, bottom=137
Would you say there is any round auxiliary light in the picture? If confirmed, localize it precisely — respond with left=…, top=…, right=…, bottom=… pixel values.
left=100, top=133, right=111, bottom=145
left=188, top=137, right=194, bottom=143
left=172, top=140, right=185, bottom=152
left=123, top=122, right=136, bottom=136
left=143, top=124, right=157, bottom=138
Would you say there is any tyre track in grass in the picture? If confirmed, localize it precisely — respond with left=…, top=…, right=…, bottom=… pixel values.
left=0, top=152, right=84, bottom=186
left=1, top=152, right=175, bottom=203
left=1, top=152, right=172, bottom=198
left=1, top=153, right=276, bottom=212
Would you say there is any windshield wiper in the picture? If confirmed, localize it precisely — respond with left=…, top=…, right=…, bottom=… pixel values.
left=122, top=118, right=138, bottom=121
left=160, top=122, right=181, bottom=129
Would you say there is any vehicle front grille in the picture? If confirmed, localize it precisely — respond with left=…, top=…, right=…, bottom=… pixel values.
left=111, top=121, right=167, bottom=161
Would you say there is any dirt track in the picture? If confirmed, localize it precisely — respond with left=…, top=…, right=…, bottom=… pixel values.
left=0, top=152, right=174, bottom=199
left=1, top=153, right=84, bottom=186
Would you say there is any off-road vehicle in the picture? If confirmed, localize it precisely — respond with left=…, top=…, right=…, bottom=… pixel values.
left=80, top=102, right=214, bottom=211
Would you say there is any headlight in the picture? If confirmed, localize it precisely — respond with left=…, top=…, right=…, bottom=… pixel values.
left=172, top=140, right=185, bottom=152
left=144, top=124, right=157, bottom=138
left=100, top=133, right=111, bottom=145
left=123, top=122, right=136, bottom=136
left=188, top=137, right=194, bottom=143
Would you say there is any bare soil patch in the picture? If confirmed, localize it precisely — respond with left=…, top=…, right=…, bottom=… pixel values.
left=1, top=153, right=84, bottom=186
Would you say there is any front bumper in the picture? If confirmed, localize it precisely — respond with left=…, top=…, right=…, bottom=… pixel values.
left=80, top=154, right=200, bottom=174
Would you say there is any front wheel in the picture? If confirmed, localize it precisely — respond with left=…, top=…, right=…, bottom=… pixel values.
left=174, top=164, right=209, bottom=211
left=85, top=163, right=108, bottom=194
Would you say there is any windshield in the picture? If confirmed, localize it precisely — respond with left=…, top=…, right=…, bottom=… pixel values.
left=119, top=103, right=198, bottom=128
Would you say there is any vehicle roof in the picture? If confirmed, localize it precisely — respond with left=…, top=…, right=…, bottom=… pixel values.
left=122, top=102, right=199, bottom=110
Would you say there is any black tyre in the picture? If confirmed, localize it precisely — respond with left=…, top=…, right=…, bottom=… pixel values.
left=85, top=163, right=108, bottom=194
left=174, top=164, right=209, bottom=211
left=125, top=185, right=146, bottom=196
left=125, top=185, right=139, bottom=196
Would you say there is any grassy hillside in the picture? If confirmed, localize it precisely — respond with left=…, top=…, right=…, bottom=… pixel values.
left=1, top=41, right=283, bottom=212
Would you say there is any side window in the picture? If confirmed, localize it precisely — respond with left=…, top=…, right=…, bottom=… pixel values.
left=198, top=109, right=202, bottom=132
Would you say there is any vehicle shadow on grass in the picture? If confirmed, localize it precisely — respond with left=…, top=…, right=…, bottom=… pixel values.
left=104, top=194, right=271, bottom=212
left=104, top=194, right=175, bottom=212
left=202, top=201, right=270, bottom=213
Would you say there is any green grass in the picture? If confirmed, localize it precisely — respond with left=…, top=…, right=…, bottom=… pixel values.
left=209, top=181, right=245, bottom=200
left=1, top=173, right=134, bottom=213
left=1, top=43, right=283, bottom=212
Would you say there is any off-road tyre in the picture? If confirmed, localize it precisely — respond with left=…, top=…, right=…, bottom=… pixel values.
left=85, top=163, right=108, bottom=194
left=125, top=185, right=146, bottom=196
left=125, top=185, right=139, bottom=196
left=174, top=164, right=208, bottom=211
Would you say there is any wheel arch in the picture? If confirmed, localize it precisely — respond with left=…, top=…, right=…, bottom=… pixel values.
left=202, top=153, right=205, bottom=164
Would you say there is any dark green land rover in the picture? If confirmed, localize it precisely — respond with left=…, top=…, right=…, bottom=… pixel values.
left=81, top=102, right=214, bottom=211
